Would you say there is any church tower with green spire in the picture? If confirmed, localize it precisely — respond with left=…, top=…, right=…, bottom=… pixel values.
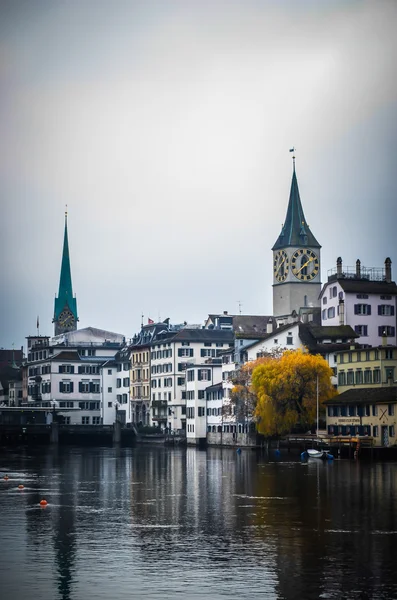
left=272, top=158, right=321, bottom=317
left=53, top=210, right=78, bottom=335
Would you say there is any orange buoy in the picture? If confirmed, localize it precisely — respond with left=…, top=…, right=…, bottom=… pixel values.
left=39, top=499, right=48, bottom=506
left=18, top=484, right=24, bottom=489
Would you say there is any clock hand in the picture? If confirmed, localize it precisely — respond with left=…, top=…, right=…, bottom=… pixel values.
left=295, top=256, right=314, bottom=275
left=276, top=256, right=287, bottom=274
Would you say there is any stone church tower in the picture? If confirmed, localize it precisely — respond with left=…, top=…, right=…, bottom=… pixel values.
left=272, top=160, right=321, bottom=317
left=53, top=211, right=78, bottom=335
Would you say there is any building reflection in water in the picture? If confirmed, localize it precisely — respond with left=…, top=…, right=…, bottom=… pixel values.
left=10, top=446, right=397, bottom=600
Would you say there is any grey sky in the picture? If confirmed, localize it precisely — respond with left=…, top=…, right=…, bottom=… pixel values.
left=1, top=0, right=397, bottom=349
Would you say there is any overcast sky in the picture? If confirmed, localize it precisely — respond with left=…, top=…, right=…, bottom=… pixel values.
left=1, top=0, right=396, bottom=349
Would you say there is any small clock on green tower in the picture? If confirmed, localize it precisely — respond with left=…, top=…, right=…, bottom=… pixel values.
left=291, top=249, right=319, bottom=281
left=59, top=309, right=75, bottom=329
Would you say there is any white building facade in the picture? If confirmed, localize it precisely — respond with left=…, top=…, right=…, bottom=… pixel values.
left=185, top=362, right=222, bottom=444
left=150, top=328, right=234, bottom=432
left=25, top=327, right=129, bottom=425
left=320, top=258, right=397, bottom=347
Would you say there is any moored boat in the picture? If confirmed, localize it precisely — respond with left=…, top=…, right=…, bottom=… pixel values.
left=307, top=448, right=330, bottom=460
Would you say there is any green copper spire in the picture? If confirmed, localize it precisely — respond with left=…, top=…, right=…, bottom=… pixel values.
left=272, top=161, right=320, bottom=250
left=53, top=210, right=78, bottom=325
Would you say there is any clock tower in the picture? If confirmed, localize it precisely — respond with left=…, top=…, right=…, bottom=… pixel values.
left=53, top=210, right=78, bottom=336
left=272, top=158, right=321, bottom=317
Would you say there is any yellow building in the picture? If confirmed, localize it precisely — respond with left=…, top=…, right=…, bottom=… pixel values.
left=325, top=346, right=397, bottom=446
left=130, top=345, right=151, bottom=425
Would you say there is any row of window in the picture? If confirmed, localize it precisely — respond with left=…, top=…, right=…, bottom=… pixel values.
left=132, top=352, right=149, bottom=364
left=186, top=407, right=206, bottom=419
left=184, top=390, right=207, bottom=400
left=59, top=381, right=101, bottom=393
left=328, top=404, right=394, bottom=417
left=106, top=394, right=128, bottom=406
left=78, top=402, right=100, bottom=410
left=328, top=425, right=395, bottom=438
left=151, top=363, right=172, bottom=374
left=186, top=369, right=212, bottom=382
left=132, top=369, right=149, bottom=381
left=151, top=378, right=173, bottom=388
left=28, top=349, right=52, bottom=362
left=152, top=392, right=172, bottom=402
left=116, top=378, right=130, bottom=388
left=81, top=416, right=101, bottom=424
left=151, top=349, right=173, bottom=360
left=58, top=401, right=100, bottom=410
left=207, top=423, right=248, bottom=433
left=131, top=386, right=150, bottom=399
left=340, top=349, right=394, bottom=363
left=339, top=366, right=395, bottom=386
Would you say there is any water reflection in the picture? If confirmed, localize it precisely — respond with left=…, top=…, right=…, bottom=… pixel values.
left=0, top=447, right=396, bottom=600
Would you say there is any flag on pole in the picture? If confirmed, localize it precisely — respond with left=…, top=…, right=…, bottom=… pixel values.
left=37, top=315, right=39, bottom=330
left=148, top=318, right=154, bottom=324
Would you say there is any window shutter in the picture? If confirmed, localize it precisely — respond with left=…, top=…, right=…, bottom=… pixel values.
left=79, top=382, right=83, bottom=393
left=70, top=382, right=74, bottom=393
left=200, top=349, right=205, bottom=357
left=78, top=366, right=83, bottom=374
left=59, top=382, right=63, bottom=393
left=59, top=366, right=64, bottom=373
left=378, top=305, right=382, bottom=315
left=178, top=348, right=182, bottom=357
left=70, top=366, right=75, bottom=374
left=391, top=306, right=395, bottom=316
left=354, top=305, right=358, bottom=315
left=89, top=382, right=94, bottom=393
left=207, top=369, right=211, bottom=380
left=378, top=326, right=383, bottom=336
left=392, top=327, right=396, bottom=337
left=198, top=370, right=202, bottom=381
left=367, top=305, right=371, bottom=315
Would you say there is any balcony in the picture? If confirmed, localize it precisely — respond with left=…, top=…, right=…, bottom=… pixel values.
left=327, top=265, right=386, bottom=282
left=152, top=413, right=167, bottom=421
left=151, top=400, right=167, bottom=408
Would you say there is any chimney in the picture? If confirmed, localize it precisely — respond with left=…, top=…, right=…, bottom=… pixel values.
left=266, top=318, right=273, bottom=334
left=385, top=257, right=392, bottom=283
left=223, top=311, right=228, bottom=315
left=356, top=259, right=361, bottom=279
left=339, top=299, right=345, bottom=326
left=336, top=257, right=343, bottom=278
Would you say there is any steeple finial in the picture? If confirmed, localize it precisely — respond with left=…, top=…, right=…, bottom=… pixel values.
left=289, top=147, right=296, bottom=171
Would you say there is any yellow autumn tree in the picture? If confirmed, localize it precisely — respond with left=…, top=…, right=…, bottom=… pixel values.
left=227, top=348, right=285, bottom=422
left=252, top=349, right=337, bottom=437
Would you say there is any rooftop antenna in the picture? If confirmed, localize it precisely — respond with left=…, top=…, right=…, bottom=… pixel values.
left=237, top=301, right=242, bottom=315
left=141, top=312, right=144, bottom=327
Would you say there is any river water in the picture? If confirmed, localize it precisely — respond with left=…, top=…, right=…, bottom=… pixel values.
left=0, top=446, right=396, bottom=600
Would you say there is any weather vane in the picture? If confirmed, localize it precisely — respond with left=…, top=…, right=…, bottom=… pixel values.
left=289, top=147, right=296, bottom=168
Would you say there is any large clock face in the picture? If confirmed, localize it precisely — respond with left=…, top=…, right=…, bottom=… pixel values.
left=291, top=249, right=319, bottom=281
left=59, top=309, right=75, bottom=329
left=273, top=250, right=289, bottom=282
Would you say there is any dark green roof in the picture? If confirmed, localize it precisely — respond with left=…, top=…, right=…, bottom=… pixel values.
left=54, top=213, right=78, bottom=321
left=324, top=387, right=397, bottom=405
left=272, top=166, right=321, bottom=250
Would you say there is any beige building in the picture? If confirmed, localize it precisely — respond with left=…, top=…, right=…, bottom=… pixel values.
left=325, top=345, right=397, bottom=446
left=130, top=345, right=151, bottom=426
